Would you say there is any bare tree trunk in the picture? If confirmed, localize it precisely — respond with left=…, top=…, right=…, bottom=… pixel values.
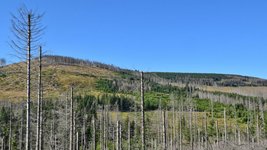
left=234, top=104, right=237, bottom=144
left=158, top=99, right=162, bottom=148
left=20, top=104, right=24, bottom=150
left=70, top=87, right=74, bottom=150
left=100, top=108, right=103, bottom=150
left=256, top=114, right=260, bottom=144
left=247, top=99, right=251, bottom=145
left=103, top=106, right=106, bottom=150
left=26, top=14, right=32, bottom=150
left=92, top=116, right=96, bottom=150
left=172, top=100, right=175, bottom=150
left=116, top=120, right=120, bottom=150
left=190, top=107, right=193, bottom=150
left=238, top=126, right=241, bottom=145
left=2, top=137, right=4, bottom=150
left=64, top=94, right=69, bottom=150
left=9, top=104, right=12, bottom=150
left=198, top=129, right=201, bottom=149
left=224, top=108, right=227, bottom=143
left=179, top=103, right=183, bottom=150
left=204, top=112, right=208, bottom=149
left=259, top=99, right=265, bottom=139
left=140, top=71, right=145, bottom=150
left=128, top=116, right=131, bottom=150
left=134, top=102, right=137, bottom=149
left=76, top=132, right=79, bottom=150
left=74, top=111, right=76, bottom=150
left=82, top=113, right=87, bottom=150
left=36, top=46, right=42, bottom=150
left=216, top=120, right=219, bottom=147
left=50, top=118, right=54, bottom=150
left=162, top=110, right=167, bottom=150
left=39, top=88, right=43, bottom=150
left=119, top=120, right=122, bottom=150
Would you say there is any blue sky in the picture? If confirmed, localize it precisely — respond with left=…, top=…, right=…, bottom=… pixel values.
left=0, top=0, right=267, bottom=78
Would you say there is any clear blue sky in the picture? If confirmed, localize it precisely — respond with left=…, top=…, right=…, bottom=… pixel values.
left=0, top=0, right=267, bottom=78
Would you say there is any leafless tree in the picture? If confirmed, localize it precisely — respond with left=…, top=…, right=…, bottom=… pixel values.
left=36, top=46, right=42, bottom=150
left=140, top=71, right=145, bottom=150
left=70, top=87, right=74, bottom=150
left=10, top=6, right=44, bottom=150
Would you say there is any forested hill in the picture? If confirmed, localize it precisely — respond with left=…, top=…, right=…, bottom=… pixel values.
left=0, top=55, right=267, bottom=100
left=148, top=72, right=267, bottom=87
left=42, top=55, right=267, bottom=87
left=44, top=55, right=267, bottom=86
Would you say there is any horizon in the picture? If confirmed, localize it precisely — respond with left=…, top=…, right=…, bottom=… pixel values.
left=1, top=0, right=267, bottom=79
left=7, top=54, right=266, bottom=80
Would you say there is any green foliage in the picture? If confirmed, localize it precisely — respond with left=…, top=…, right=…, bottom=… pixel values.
left=76, top=95, right=97, bottom=117
left=0, top=73, right=6, bottom=78
left=108, top=95, right=134, bottom=112
left=95, top=79, right=119, bottom=93
left=149, top=82, right=186, bottom=95
left=0, top=106, right=11, bottom=138
left=117, top=71, right=136, bottom=80
left=144, top=92, right=169, bottom=110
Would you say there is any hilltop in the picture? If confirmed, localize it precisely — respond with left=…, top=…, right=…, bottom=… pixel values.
left=0, top=55, right=267, bottom=101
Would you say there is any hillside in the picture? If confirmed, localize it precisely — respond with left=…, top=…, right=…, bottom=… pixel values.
left=0, top=55, right=266, bottom=101
left=1, top=55, right=267, bottom=150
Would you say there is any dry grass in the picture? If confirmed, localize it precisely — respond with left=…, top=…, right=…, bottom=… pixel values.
left=203, top=86, right=267, bottom=98
left=0, top=63, right=118, bottom=100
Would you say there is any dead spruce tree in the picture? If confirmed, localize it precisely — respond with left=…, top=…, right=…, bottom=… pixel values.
left=36, top=46, right=42, bottom=150
left=70, top=87, right=74, bottom=150
left=10, top=6, right=44, bottom=150
left=140, top=71, right=145, bottom=150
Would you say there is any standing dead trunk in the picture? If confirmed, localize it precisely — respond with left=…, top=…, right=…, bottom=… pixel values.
left=179, top=102, right=183, bottom=150
left=259, top=99, right=265, bottom=138
left=36, top=46, right=42, bottom=150
left=234, top=104, right=237, bottom=144
left=140, top=71, right=145, bottom=150
left=238, top=126, right=241, bottom=145
left=92, top=116, right=96, bottom=150
left=158, top=99, right=162, bottom=148
left=39, top=88, right=43, bottom=150
left=20, top=104, right=24, bottom=150
left=76, top=132, right=79, bottom=150
left=82, top=113, right=87, bottom=150
left=247, top=99, right=251, bottom=144
left=69, top=87, right=74, bottom=150
left=116, top=120, right=120, bottom=150
left=204, top=112, right=208, bottom=149
left=216, top=120, right=219, bottom=147
left=119, top=120, right=122, bottom=150
left=26, top=14, right=32, bottom=150
left=9, top=104, right=12, bottom=150
left=162, top=110, right=167, bottom=150
left=172, top=100, right=175, bottom=150
left=74, top=111, right=76, bottom=150
left=189, top=107, right=193, bottom=150
left=256, top=114, right=260, bottom=144
left=103, top=106, right=106, bottom=150
left=2, top=137, right=4, bottom=150
left=224, top=108, right=227, bottom=143
left=128, top=116, right=131, bottom=150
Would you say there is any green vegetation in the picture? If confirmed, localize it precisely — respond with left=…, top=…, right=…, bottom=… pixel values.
left=0, top=73, right=6, bottom=78
left=95, top=79, right=119, bottom=93
left=1, top=56, right=267, bottom=149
